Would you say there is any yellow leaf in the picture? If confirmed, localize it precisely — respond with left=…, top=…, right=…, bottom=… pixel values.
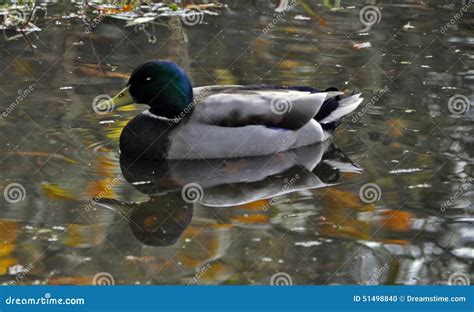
left=42, top=182, right=76, bottom=201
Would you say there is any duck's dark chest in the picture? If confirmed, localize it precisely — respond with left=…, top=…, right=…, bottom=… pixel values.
left=119, top=113, right=175, bottom=159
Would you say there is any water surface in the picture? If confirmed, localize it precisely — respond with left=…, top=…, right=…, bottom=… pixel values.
left=0, top=0, right=472, bottom=285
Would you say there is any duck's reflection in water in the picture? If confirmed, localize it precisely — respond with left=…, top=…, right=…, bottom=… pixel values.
left=97, top=142, right=360, bottom=247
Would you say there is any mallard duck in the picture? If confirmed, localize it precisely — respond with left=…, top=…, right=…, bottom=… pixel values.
left=101, top=60, right=363, bottom=159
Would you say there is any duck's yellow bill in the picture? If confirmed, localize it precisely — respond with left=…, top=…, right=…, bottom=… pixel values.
left=102, top=86, right=134, bottom=110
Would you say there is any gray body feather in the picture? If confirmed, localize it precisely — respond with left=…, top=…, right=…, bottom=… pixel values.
left=132, top=86, right=363, bottom=159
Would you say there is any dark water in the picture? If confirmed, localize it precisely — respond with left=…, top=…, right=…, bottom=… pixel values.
left=0, top=0, right=472, bottom=285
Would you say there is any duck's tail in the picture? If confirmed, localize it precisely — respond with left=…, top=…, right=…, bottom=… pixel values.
left=315, top=90, right=363, bottom=131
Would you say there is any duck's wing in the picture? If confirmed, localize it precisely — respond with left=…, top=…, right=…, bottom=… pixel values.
left=191, top=87, right=341, bottom=130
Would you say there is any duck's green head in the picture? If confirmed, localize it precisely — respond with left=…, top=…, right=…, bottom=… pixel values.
left=106, top=60, right=193, bottom=119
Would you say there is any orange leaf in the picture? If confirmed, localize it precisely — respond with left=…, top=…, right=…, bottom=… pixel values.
left=378, top=210, right=414, bottom=232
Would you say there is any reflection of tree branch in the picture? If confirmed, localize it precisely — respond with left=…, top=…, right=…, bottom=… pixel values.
left=17, top=0, right=40, bottom=56
left=20, top=31, right=35, bottom=55
left=168, top=17, right=192, bottom=79
left=87, top=36, right=104, bottom=75
left=22, top=0, right=39, bottom=29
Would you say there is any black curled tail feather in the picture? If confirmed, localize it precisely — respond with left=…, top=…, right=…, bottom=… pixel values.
left=315, top=88, right=363, bottom=131
left=314, top=87, right=341, bottom=122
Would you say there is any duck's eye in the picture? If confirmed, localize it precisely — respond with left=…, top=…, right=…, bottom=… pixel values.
left=146, top=77, right=152, bottom=81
